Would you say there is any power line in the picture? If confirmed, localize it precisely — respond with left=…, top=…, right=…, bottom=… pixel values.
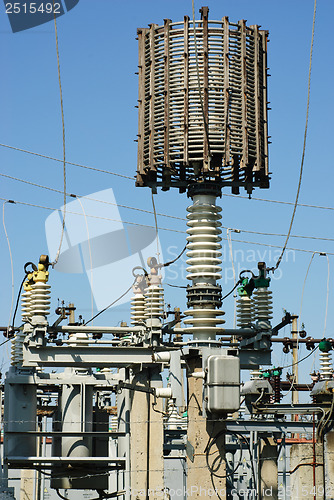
left=0, top=143, right=133, bottom=180
left=2, top=171, right=334, bottom=244
left=280, top=346, right=319, bottom=370
left=222, top=192, right=334, bottom=212
left=52, top=5, right=66, bottom=267
left=2, top=201, right=15, bottom=328
left=1, top=142, right=334, bottom=213
left=273, top=0, right=317, bottom=271
left=1, top=195, right=333, bottom=256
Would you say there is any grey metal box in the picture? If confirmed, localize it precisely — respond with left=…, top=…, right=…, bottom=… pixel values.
left=206, top=355, right=240, bottom=413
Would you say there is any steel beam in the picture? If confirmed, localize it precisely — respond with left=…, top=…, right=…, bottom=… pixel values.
left=23, top=344, right=161, bottom=368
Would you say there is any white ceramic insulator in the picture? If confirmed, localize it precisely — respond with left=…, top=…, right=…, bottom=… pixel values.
left=236, top=296, right=253, bottom=328
left=183, top=307, right=225, bottom=335
left=320, top=351, right=333, bottom=380
left=253, top=288, right=273, bottom=322
left=30, top=282, right=51, bottom=317
left=156, top=387, right=173, bottom=398
left=166, top=399, right=183, bottom=430
left=251, top=369, right=262, bottom=380
left=11, top=331, right=25, bottom=366
left=186, top=199, right=222, bottom=284
left=21, top=289, right=32, bottom=322
left=145, top=285, right=164, bottom=319
left=184, top=195, right=225, bottom=340
left=131, top=294, right=146, bottom=325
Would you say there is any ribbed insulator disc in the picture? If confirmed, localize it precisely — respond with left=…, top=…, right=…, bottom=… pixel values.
left=131, top=294, right=146, bottom=325
left=145, top=285, right=164, bottom=318
left=236, top=296, right=253, bottom=328
left=320, top=352, right=333, bottom=380
left=21, top=290, right=32, bottom=321
left=253, top=288, right=273, bottom=322
left=183, top=308, right=225, bottom=333
left=186, top=203, right=222, bottom=283
left=30, top=282, right=51, bottom=316
left=11, top=331, right=25, bottom=365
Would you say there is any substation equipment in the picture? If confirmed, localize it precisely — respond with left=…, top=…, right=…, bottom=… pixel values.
left=1, top=6, right=333, bottom=500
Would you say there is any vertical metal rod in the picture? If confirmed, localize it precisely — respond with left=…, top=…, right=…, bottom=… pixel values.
left=201, top=6, right=209, bottom=170
left=239, top=19, right=248, bottom=170
left=252, top=24, right=261, bottom=172
left=183, top=16, right=189, bottom=168
left=118, top=368, right=131, bottom=500
left=261, top=30, right=269, bottom=176
left=223, top=16, right=230, bottom=167
left=292, top=316, right=299, bottom=406
left=149, top=24, right=157, bottom=170
left=164, top=19, right=171, bottom=170
left=136, top=27, right=147, bottom=185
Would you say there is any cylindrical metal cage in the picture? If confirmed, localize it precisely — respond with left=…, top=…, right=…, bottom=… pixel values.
left=136, top=7, right=269, bottom=193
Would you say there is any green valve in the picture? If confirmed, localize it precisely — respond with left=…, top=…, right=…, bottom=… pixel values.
left=319, top=339, right=332, bottom=353
left=237, top=277, right=255, bottom=297
left=262, top=371, right=270, bottom=379
left=253, top=262, right=270, bottom=288
left=272, top=368, right=282, bottom=377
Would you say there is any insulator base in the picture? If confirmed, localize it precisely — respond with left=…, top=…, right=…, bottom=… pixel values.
left=187, top=284, right=222, bottom=308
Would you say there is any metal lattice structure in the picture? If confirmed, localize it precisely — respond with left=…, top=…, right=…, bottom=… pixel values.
left=136, top=7, right=269, bottom=193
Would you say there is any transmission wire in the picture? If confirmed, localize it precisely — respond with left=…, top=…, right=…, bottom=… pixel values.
left=2, top=201, right=15, bottom=329
left=273, top=0, right=317, bottom=271
left=52, top=2, right=66, bottom=267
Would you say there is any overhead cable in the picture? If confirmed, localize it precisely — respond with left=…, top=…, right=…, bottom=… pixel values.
left=273, top=0, right=317, bottom=271
left=0, top=196, right=333, bottom=255
left=0, top=143, right=133, bottom=179
left=52, top=6, right=66, bottom=267
left=2, top=172, right=333, bottom=243
left=2, top=201, right=15, bottom=329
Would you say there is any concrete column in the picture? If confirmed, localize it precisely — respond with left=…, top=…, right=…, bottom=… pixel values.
left=260, top=437, right=278, bottom=499
left=323, top=430, right=334, bottom=498
left=187, top=356, right=226, bottom=499
left=20, top=469, right=34, bottom=500
left=290, top=442, right=324, bottom=499
left=130, top=368, right=164, bottom=500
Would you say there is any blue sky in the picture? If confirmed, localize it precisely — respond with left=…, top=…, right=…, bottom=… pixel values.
left=0, top=0, right=333, bottom=388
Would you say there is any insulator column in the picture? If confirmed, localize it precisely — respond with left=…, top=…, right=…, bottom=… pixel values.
left=145, top=258, right=164, bottom=345
left=320, top=351, right=333, bottom=380
left=253, top=287, right=273, bottom=325
left=236, top=296, right=253, bottom=328
left=131, top=275, right=147, bottom=326
left=30, top=282, right=51, bottom=319
left=184, top=188, right=225, bottom=342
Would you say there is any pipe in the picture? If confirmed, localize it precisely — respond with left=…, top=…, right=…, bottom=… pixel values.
left=53, top=325, right=143, bottom=333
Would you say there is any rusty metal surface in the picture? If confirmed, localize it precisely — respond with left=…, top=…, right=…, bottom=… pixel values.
left=136, top=8, right=270, bottom=193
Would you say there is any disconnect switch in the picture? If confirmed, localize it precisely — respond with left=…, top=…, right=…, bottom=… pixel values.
left=206, top=354, right=240, bottom=413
